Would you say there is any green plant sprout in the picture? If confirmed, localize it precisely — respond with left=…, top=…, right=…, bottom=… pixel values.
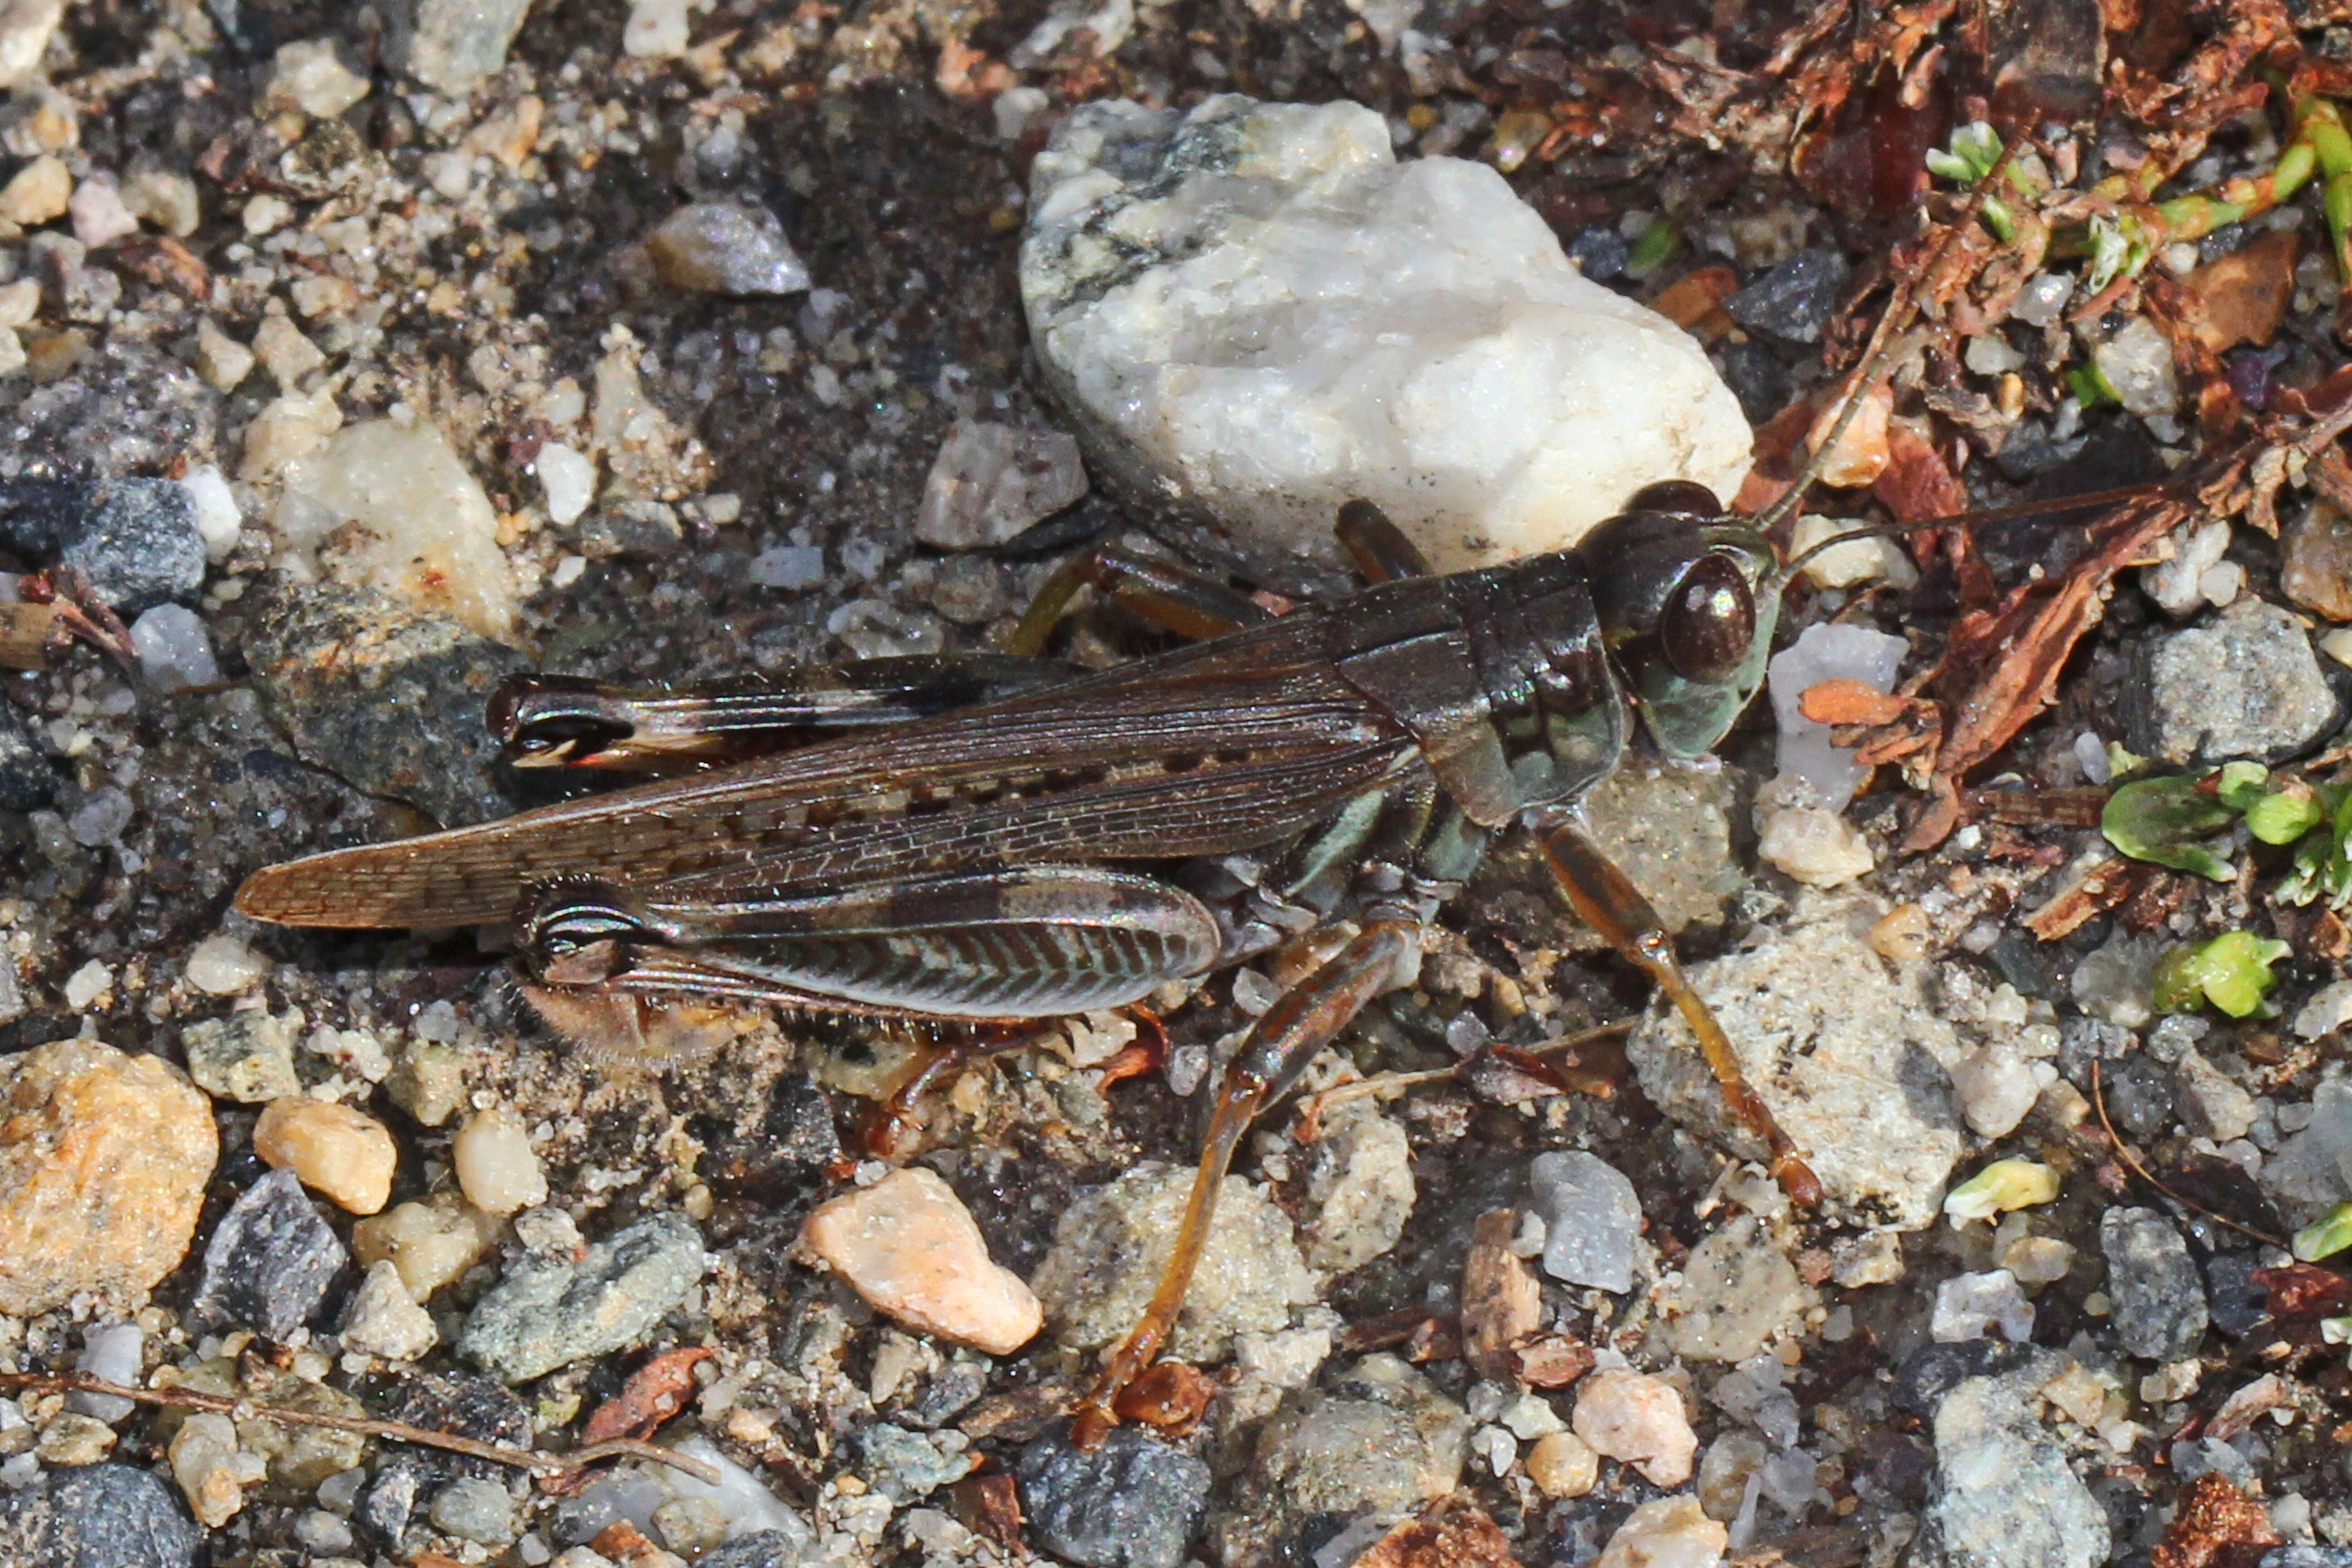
left=2151, top=930, right=2292, bottom=1019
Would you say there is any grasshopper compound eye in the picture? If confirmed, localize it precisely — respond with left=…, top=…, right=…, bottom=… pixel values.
left=1625, top=479, right=1722, bottom=518
left=1660, top=554, right=1755, bottom=684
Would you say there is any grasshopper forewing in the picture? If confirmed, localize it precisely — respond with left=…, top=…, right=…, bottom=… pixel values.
left=235, top=490, right=1823, bottom=1446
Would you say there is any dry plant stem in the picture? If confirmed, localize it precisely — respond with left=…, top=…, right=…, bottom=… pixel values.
left=1288, top=1019, right=1634, bottom=1131
left=0, top=1371, right=723, bottom=1485
left=2089, top=1061, right=2288, bottom=1249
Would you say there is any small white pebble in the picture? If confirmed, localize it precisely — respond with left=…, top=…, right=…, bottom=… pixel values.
left=452, top=1106, right=548, bottom=1215
left=536, top=442, right=595, bottom=526
left=130, top=605, right=221, bottom=691
left=64, top=958, right=113, bottom=1009
left=177, top=465, right=242, bottom=560
left=185, top=932, right=267, bottom=996
left=241, top=193, right=293, bottom=236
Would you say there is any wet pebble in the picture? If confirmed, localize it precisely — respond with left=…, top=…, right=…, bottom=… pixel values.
left=1572, top=1368, right=1698, bottom=1486
left=2100, top=1206, right=2208, bottom=1361
left=2125, top=601, right=2337, bottom=764
left=1211, top=1355, right=1467, bottom=1568
left=647, top=202, right=812, bottom=296
left=253, top=1097, right=398, bottom=1215
left=430, top=1477, right=519, bottom=1547
left=0, top=1036, right=217, bottom=1316
left=191, top=1167, right=348, bottom=1340
left=1527, top=1149, right=1641, bottom=1293
left=458, top=1213, right=707, bottom=1381
left=804, top=1166, right=1041, bottom=1355
left=1031, top=1161, right=1302, bottom=1361
left=0, top=1462, right=202, bottom=1568
left=1723, top=247, right=1850, bottom=343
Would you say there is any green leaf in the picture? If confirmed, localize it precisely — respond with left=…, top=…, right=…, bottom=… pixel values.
left=2084, top=215, right=2131, bottom=295
left=2293, top=1200, right=2352, bottom=1264
left=1625, top=218, right=1681, bottom=280
left=1926, top=149, right=1977, bottom=183
left=1942, top=1159, right=2062, bottom=1224
left=2246, top=785, right=2325, bottom=846
left=2154, top=931, right=2292, bottom=1019
left=2215, top=762, right=2269, bottom=813
left=2101, top=776, right=2237, bottom=880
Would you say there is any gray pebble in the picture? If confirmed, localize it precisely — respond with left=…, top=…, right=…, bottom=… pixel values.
left=1925, top=1362, right=2110, bottom=1568
left=2124, top=601, right=2338, bottom=764
left=458, top=1213, right=707, bottom=1382
left=0, top=1462, right=201, bottom=1568
left=190, top=1167, right=347, bottom=1341
left=2099, top=1205, right=2208, bottom=1362
left=1017, top=1426, right=1211, bottom=1568
left=1527, top=1149, right=1640, bottom=1293
left=1724, top=248, right=1852, bottom=344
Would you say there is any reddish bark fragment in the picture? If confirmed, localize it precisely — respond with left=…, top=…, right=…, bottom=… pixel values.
left=2254, top=1263, right=2351, bottom=1322
left=1800, top=679, right=1911, bottom=726
left=581, top=1348, right=713, bottom=1448
left=1355, top=1499, right=1519, bottom=1568
left=2150, top=1473, right=2279, bottom=1568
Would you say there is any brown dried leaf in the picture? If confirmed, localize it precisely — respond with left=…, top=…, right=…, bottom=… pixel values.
left=952, top=1473, right=1024, bottom=1552
left=2149, top=1473, right=2279, bottom=1568
left=0, top=601, right=60, bottom=670
left=1875, top=419, right=1970, bottom=524
left=581, top=1348, right=714, bottom=1447
left=1460, top=1208, right=1541, bottom=1385
left=1650, top=266, right=1740, bottom=338
left=2183, top=230, right=2298, bottom=355
left=1799, top=678, right=1910, bottom=726
left=112, top=235, right=211, bottom=303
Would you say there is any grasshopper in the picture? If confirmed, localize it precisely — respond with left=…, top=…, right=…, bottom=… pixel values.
left=236, top=482, right=1833, bottom=1441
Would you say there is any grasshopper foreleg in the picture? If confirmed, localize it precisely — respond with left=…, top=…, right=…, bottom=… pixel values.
left=1539, top=820, right=1823, bottom=1206
left=1069, top=913, right=1422, bottom=1450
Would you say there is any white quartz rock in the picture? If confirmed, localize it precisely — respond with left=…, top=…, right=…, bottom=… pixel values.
left=1020, top=95, right=1752, bottom=588
left=274, top=419, right=517, bottom=641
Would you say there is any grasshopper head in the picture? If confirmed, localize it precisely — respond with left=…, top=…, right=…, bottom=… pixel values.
left=1576, top=484, right=1780, bottom=759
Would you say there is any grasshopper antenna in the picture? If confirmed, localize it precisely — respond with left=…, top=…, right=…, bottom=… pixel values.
left=1751, top=132, right=2029, bottom=565
left=1779, top=481, right=2174, bottom=580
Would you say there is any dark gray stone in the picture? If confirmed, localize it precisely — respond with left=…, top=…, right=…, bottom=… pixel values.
left=242, top=583, right=531, bottom=827
left=0, top=476, right=204, bottom=614
left=0, top=704, right=53, bottom=811
left=2124, top=601, right=2338, bottom=765
left=358, top=1374, right=532, bottom=1550
left=458, top=1213, right=707, bottom=1381
left=2262, top=1551, right=2352, bottom=1568
left=0, top=1462, right=201, bottom=1568
left=578, top=498, right=686, bottom=559
left=1891, top=1339, right=2035, bottom=1420
left=2099, top=1056, right=2176, bottom=1142
left=30, top=234, right=122, bottom=326
left=1724, top=248, right=1851, bottom=344
left=1568, top=226, right=1629, bottom=281
left=191, top=1166, right=348, bottom=1340
left=2204, top=1253, right=2267, bottom=1338
left=1018, top=1426, right=1211, bottom=1568
left=2100, top=1205, right=2208, bottom=1361
left=698, top=1531, right=812, bottom=1568
left=647, top=204, right=812, bottom=297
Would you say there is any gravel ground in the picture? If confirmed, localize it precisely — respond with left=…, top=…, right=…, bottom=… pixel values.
left=0, top=2, right=2350, bottom=1568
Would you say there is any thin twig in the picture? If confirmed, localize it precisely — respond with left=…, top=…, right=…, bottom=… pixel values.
left=0, top=1371, right=722, bottom=1485
left=1289, top=1018, right=1635, bottom=1136
left=2089, top=1060, right=2288, bottom=1249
